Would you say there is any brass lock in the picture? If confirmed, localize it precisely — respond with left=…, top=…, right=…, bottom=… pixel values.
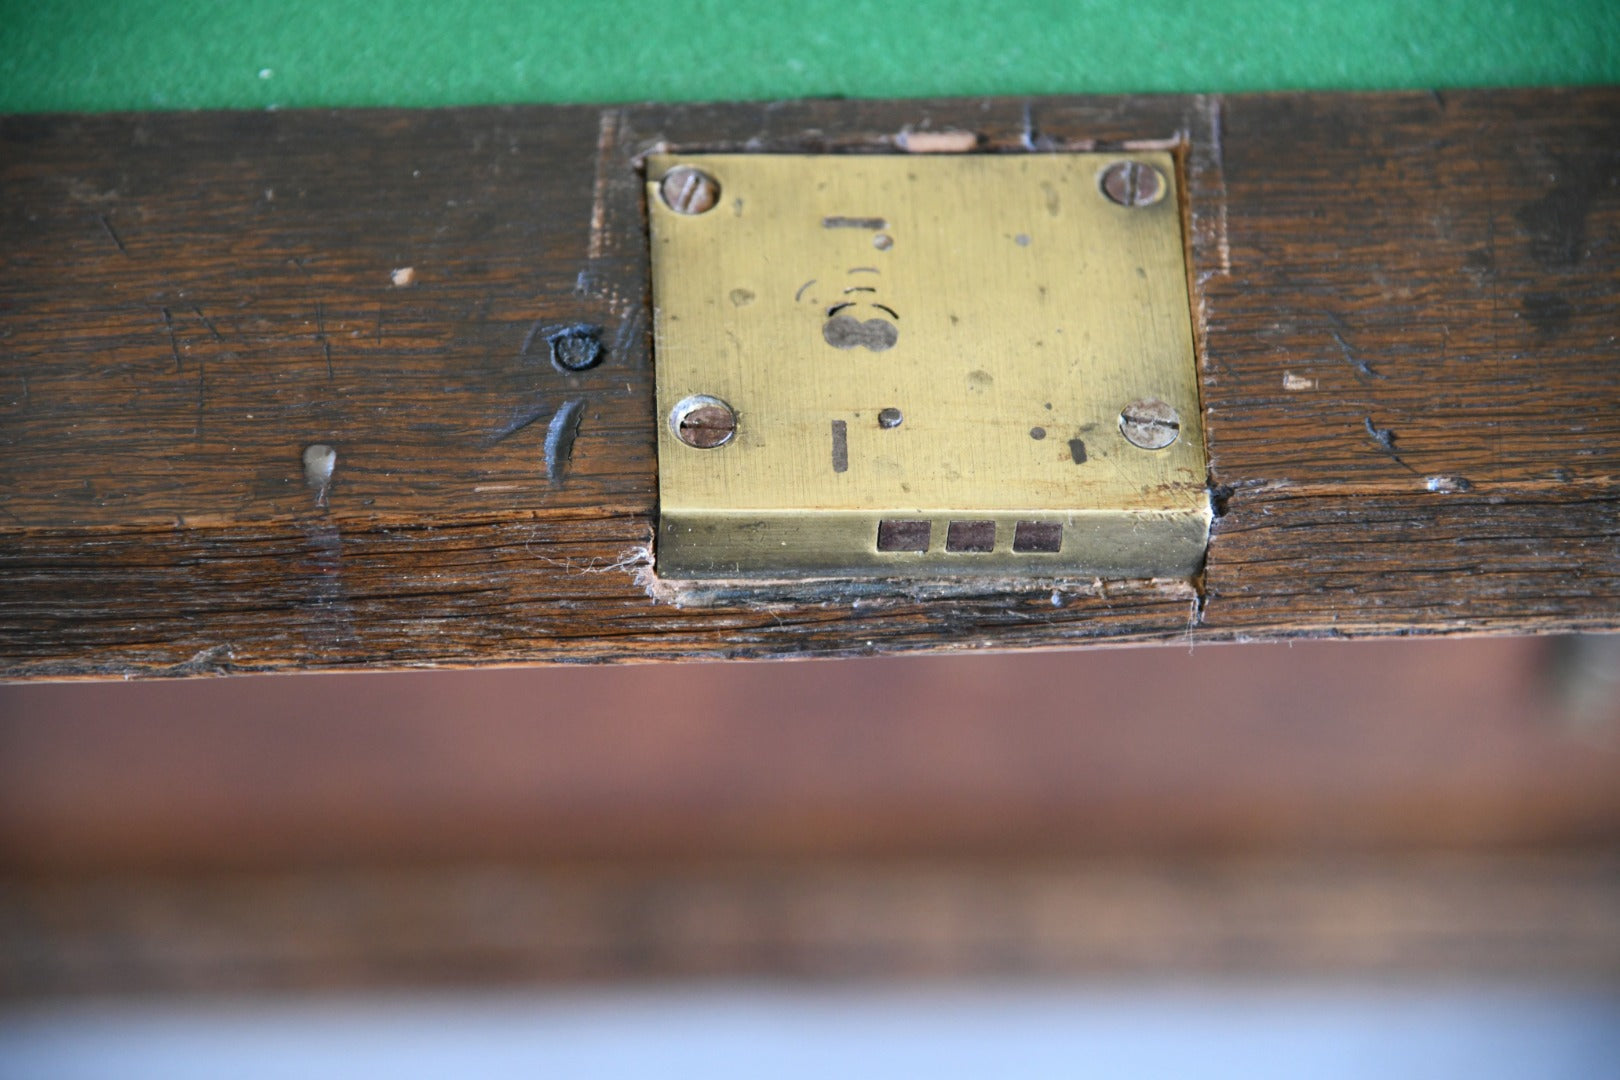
left=648, top=151, right=1208, bottom=581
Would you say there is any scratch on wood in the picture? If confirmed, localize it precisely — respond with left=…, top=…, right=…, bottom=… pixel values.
left=97, top=214, right=128, bottom=256
left=300, top=519, right=357, bottom=648
left=610, top=303, right=644, bottom=364
left=161, top=307, right=182, bottom=372
left=1020, top=101, right=1056, bottom=152
left=1325, top=313, right=1381, bottom=378
left=1208, top=97, right=1230, bottom=275
left=488, top=402, right=551, bottom=445
left=544, top=397, right=586, bottom=482
left=588, top=109, right=619, bottom=261
left=191, top=305, right=223, bottom=341
left=316, top=300, right=333, bottom=380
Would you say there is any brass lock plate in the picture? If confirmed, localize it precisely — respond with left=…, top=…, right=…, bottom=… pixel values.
left=648, top=151, right=1208, bottom=581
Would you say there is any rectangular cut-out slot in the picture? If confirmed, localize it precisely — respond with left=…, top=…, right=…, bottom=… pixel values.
left=1012, top=521, right=1063, bottom=553
left=946, top=520, right=996, bottom=553
left=877, top=519, right=931, bottom=552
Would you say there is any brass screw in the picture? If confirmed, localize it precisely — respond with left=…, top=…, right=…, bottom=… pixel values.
left=660, top=166, right=721, bottom=215
left=1099, top=161, right=1166, bottom=208
left=671, top=395, right=736, bottom=448
left=1119, top=398, right=1181, bottom=450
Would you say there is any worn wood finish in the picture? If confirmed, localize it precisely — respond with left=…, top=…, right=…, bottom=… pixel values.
left=1, top=90, right=1616, bottom=675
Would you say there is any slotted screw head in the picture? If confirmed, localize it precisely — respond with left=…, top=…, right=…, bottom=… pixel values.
left=1099, top=161, right=1167, bottom=208
left=671, top=395, right=736, bottom=448
left=1119, top=398, right=1181, bottom=450
left=660, top=166, right=721, bottom=215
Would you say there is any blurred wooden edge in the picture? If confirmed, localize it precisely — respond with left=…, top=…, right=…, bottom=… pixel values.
left=3, top=852, right=1617, bottom=996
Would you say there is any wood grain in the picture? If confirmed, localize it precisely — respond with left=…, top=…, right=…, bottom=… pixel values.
left=1, top=90, right=1616, bottom=676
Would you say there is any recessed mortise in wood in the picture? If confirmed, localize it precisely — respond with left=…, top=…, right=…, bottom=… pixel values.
left=648, top=152, right=1210, bottom=581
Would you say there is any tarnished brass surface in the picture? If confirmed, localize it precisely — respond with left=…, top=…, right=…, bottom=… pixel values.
left=649, top=151, right=1208, bottom=580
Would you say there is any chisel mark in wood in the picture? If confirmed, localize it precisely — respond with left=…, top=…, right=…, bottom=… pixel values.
left=544, top=398, right=586, bottom=483
left=164, top=644, right=236, bottom=677
left=302, top=443, right=337, bottom=508
left=1426, top=474, right=1472, bottom=493
left=897, top=128, right=979, bottom=153
left=161, top=307, right=182, bottom=372
left=1363, top=417, right=1417, bottom=473
left=1363, top=416, right=1397, bottom=452
left=97, top=214, right=128, bottom=256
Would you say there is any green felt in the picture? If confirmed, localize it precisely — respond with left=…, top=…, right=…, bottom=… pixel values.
left=1, top=0, right=1617, bottom=114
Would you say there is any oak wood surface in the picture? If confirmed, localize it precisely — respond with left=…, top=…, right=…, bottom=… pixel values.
left=1, top=90, right=1616, bottom=676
